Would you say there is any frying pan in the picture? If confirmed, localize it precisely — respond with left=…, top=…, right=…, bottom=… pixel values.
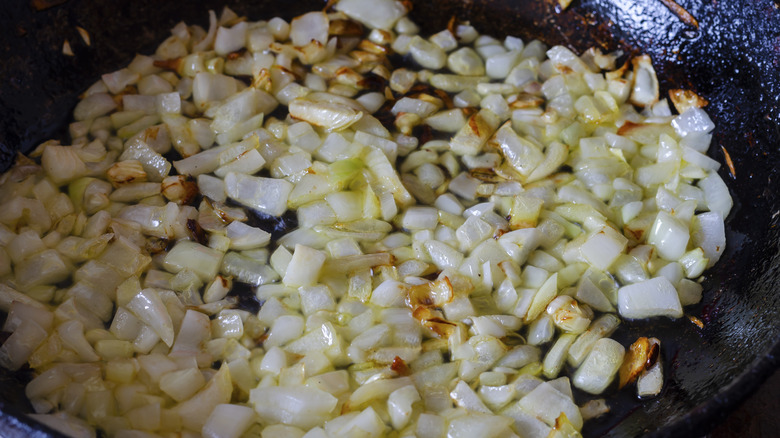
left=0, top=0, right=778, bottom=436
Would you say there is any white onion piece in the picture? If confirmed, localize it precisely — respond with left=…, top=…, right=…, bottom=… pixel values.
left=568, top=314, right=621, bottom=367
left=163, top=240, right=224, bottom=281
left=192, top=10, right=218, bottom=52
left=629, top=55, right=659, bottom=107
left=448, top=47, right=485, bottom=76
left=289, top=99, right=363, bottom=131
left=171, top=309, right=211, bottom=356
left=572, top=338, right=625, bottom=394
left=226, top=221, right=271, bottom=250
left=28, top=413, right=95, bottom=438
left=636, top=338, right=663, bottom=397
left=202, top=404, right=256, bottom=438
left=407, top=37, right=446, bottom=70
left=580, top=226, right=628, bottom=271
left=450, top=109, right=500, bottom=156
left=0, top=319, right=48, bottom=370
left=348, top=376, right=414, bottom=410
left=387, top=385, right=421, bottom=430
left=334, top=0, right=407, bottom=30
left=283, top=244, right=326, bottom=287
left=692, top=211, right=726, bottom=268
left=73, top=93, right=118, bottom=121
left=175, top=364, right=232, bottom=431
left=547, top=46, right=592, bottom=74
left=160, top=367, right=206, bottom=401
left=42, top=146, right=88, bottom=185
left=647, top=211, right=690, bottom=261
left=698, top=173, right=733, bottom=220
left=518, top=381, right=583, bottom=429
left=618, top=277, right=683, bottom=319
left=192, top=72, right=238, bottom=109
left=214, top=21, right=248, bottom=56
left=491, top=121, right=543, bottom=176
left=543, top=333, right=577, bottom=379
left=251, top=385, right=338, bottom=429
left=126, top=289, right=175, bottom=347
left=672, top=107, right=715, bottom=137
left=224, top=172, right=293, bottom=217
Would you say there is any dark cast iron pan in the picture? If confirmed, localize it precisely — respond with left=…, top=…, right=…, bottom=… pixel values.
left=0, top=0, right=778, bottom=436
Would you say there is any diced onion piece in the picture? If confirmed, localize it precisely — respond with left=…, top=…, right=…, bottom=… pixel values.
left=126, top=289, right=175, bottom=347
left=387, top=385, right=421, bottom=430
left=580, top=226, right=628, bottom=271
left=348, top=376, right=414, bottom=410
left=289, top=99, right=363, bottom=131
left=193, top=72, right=238, bottom=109
left=175, top=364, right=233, bottom=431
left=629, top=55, right=659, bottom=107
left=691, top=212, right=726, bottom=268
left=542, top=333, right=577, bottom=379
left=74, top=93, right=117, bottom=121
left=171, top=309, right=211, bottom=356
left=698, top=173, right=733, bottom=220
left=42, top=146, right=88, bottom=186
left=647, top=211, right=689, bottom=261
left=202, top=404, right=256, bottom=438
left=447, top=412, right=514, bottom=438
left=525, top=273, right=558, bottom=323
left=617, top=277, right=683, bottom=319
left=572, top=338, right=625, bottom=394
left=290, top=11, right=329, bottom=47
left=334, top=0, right=407, bottom=30
left=490, top=121, right=543, bottom=177
left=160, top=367, right=206, bottom=401
left=250, top=385, right=338, bottom=430
left=0, top=319, right=48, bottom=370
left=163, top=240, right=224, bottom=281
left=226, top=221, right=271, bottom=250
left=224, top=172, right=293, bottom=217
left=636, top=338, right=663, bottom=397
left=672, top=107, right=715, bottom=137
left=283, top=244, right=326, bottom=287
left=214, top=21, right=248, bottom=56
left=518, top=382, right=583, bottom=429
left=450, top=109, right=500, bottom=156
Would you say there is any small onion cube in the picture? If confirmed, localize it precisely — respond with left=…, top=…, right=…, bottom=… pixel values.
left=580, top=226, right=628, bottom=271
left=617, top=276, right=683, bottom=319
left=226, top=221, right=271, bottom=250
left=387, top=385, right=421, bottom=430
left=224, top=172, right=293, bottom=217
left=647, top=211, right=689, bottom=261
left=202, top=404, right=256, bottom=438
left=572, top=338, right=625, bottom=394
left=163, top=240, right=224, bottom=281
left=283, top=244, right=326, bottom=287
left=126, top=289, right=175, bottom=347
left=288, top=99, right=363, bottom=132
left=334, top=0, right=407, bottom=30
left=518, top=381, right=583, bottom=429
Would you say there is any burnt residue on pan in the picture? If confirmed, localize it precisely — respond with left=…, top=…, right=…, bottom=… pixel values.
left=0, top=0, right=779, bottom=437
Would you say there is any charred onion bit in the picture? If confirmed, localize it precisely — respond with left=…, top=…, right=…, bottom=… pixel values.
left=619, top=336, right=651, bottom=388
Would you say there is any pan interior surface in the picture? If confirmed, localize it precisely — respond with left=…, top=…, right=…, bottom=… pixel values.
left=0, top=0, right=778, bottom=437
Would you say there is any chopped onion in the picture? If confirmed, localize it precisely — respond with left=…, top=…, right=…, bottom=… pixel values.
left=250, top=385, right=338, bottom=429
left=618, top=277, right=683, bottom=319
left=0, top=4, right=734, bottom=437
